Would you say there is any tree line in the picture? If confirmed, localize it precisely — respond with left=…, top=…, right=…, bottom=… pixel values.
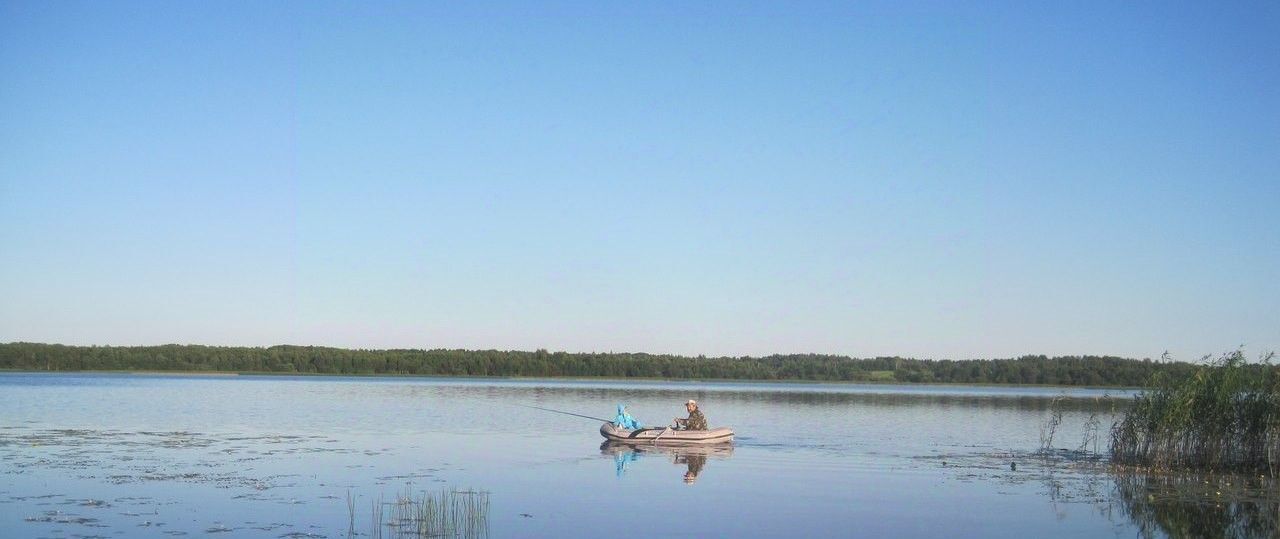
left=0, top=342, right=1241, bottom=387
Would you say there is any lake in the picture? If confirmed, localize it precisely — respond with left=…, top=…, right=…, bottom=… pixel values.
left=1, top=373, right=1274, bottom=538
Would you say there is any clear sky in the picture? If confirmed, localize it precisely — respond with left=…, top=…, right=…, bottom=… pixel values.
left=2, top=1, right=1277, bottom=360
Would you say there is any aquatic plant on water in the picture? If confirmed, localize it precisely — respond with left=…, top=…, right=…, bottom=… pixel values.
left=1110, top=351, right=1279, bottom=473
left=1038, top=395, right=1065, bottom=452
left=1037, top=394, right=1112, bottom=455
left=354, top=486, right=490, bottom=539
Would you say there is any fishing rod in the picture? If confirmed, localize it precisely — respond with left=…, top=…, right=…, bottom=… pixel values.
left=518, top=404, right=613, bottom=423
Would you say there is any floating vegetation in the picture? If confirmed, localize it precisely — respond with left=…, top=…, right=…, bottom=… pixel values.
left=355, top=487, right=490, bottom=539
left=24, top=510, right=101, bottom=526
left=1111, top=351, right=1279, bottom=473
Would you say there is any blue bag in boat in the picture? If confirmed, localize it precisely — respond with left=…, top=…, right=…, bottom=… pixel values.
left=614, top=404, right=642, bottom=430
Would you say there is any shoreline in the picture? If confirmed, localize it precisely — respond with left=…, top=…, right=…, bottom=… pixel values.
left=0, top=368, right=1144, bottom=391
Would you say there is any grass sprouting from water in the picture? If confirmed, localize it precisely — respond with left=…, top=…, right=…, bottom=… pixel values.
left=1039, top=395, right=1065, bottom=451
left=351, top=486, right=490, bottom=539
left=1036, top=394, right=1113, bottom=455
left=347, top=489, right=356, bottom=538
left=1110, top=351, right=1279, bottom=473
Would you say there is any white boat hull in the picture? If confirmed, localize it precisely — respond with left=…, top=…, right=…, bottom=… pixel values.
left=599, top=422, right=734, bottom=445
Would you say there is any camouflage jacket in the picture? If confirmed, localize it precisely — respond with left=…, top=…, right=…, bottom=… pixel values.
left=683, top=409, right=708, bottom=431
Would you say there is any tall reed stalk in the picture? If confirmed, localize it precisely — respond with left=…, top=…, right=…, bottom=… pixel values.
left=1110, top=351, right=1279, bottom=472
left=346, top=489, right=356, bottom=538
left=1039, top=395, right=1065, bottom=451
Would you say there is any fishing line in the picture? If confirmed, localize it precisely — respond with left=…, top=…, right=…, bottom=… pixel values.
left=517, top=404, right=612, bottom=423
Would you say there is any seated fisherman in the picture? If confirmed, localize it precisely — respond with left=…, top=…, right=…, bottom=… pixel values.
left=673, top=399, right=708, bottom=431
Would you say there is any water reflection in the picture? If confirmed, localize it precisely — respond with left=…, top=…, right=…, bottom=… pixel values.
left=453, top=381, right=1128, bottom=413
left=600, top=442, right=735, bottom=484
left=931, top=447, right=1280, bottom=538
left=1110, top=471, right=1279, bottom=539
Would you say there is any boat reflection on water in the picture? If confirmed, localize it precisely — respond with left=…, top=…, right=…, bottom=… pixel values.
left=600, top=441, right=734, bottom=484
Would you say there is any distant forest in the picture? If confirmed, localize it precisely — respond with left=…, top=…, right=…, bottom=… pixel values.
left=0, top=342, right=1246, bottom=387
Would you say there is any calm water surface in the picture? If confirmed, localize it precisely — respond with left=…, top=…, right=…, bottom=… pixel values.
left=0, top=373, right=1270, bottom=538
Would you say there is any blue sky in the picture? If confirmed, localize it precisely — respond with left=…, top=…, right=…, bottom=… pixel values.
left=2, top=1, right=1277, bottom=360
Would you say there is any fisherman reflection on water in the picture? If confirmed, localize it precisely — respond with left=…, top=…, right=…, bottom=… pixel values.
left=677, top=451, right=706, bottom=483
left=603, top=441, right=723, bottom=484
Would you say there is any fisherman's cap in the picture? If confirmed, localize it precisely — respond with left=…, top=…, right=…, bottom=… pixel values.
left=686, top=399, right=697, bottom=405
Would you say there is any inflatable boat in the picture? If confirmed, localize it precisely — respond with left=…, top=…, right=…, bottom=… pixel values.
left=600, top=440, right=735, bottom=459
left=599, top=422, right=734, bottom=445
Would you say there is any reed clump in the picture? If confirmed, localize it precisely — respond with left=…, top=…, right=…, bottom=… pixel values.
left=1110, top=351, right=1279, bottom=473
left=362, top=486, right=490, bottom=539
